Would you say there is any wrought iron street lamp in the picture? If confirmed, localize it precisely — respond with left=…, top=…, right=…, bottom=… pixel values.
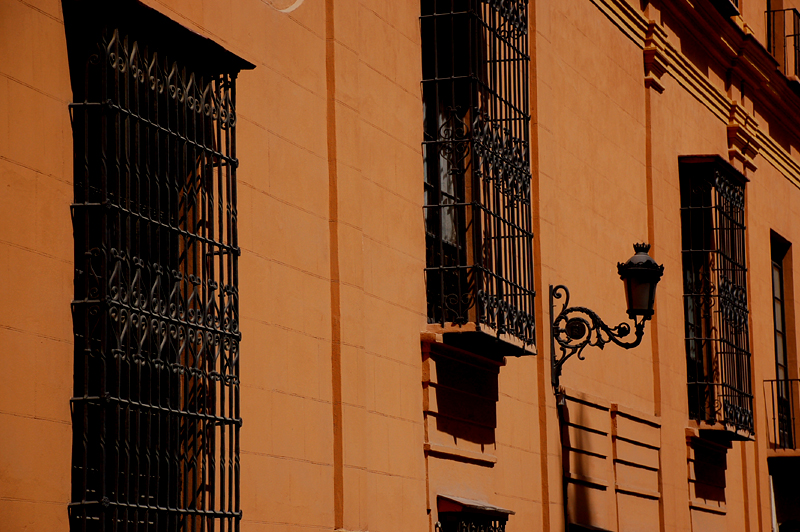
left=550, top=243, right=664, bottom=391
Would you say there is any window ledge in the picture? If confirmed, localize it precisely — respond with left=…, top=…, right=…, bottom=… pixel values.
left=687, top=421, right=754, bottom=443
left=767, top=447, right=800, bottom=459
left=424, top=443, right=497, bottom=466
left=689, top=498, right=727, bottom=515
left=422, top=323, right=536, bottom=360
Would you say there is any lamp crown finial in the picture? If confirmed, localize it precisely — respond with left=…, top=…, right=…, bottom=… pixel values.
left=633, top=243, right=651, bottom=254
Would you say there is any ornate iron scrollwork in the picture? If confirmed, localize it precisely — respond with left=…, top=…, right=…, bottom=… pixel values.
left=482, top=0, right=528, bottom=35
left=714, top=170, right=745, bottom=210
left=550, top=285, right=646, bottom=390
left=101, top=30, right=236, bottom=129
left=472, top=110, right=531, bottom=201
left=479, top=289, right=536, bottom=346
left=438, top=108, right=472, bottom=170
left=718, top=276, right=748, bottom=330
left=723, top=399, right=754, bottom=434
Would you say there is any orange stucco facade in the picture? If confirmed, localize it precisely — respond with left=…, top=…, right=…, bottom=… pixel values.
left=2, top=0, right=800, bottom=531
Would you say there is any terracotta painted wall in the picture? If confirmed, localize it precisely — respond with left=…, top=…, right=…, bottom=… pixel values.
left=0, top=0, right=74, bottom=529
left=538, top=0, right=800, bottom=531
left=2, top=0, right=800, bottom=531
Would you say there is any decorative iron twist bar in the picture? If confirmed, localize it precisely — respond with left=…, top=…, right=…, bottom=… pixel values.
left=550, top=285, right=645, bottom=390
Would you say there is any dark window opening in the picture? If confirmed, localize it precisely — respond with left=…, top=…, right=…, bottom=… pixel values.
left=769, top=458, right=800, bottom=530
left=680, top=156, right=753, bottom=436
left=690, top=438, right=728, bottom=503
left=769, top=232, right=796, bottom=449
left=424, top=341, right=500, bottom=445
left=67, top=3, right=252, bottom=530
left=421, top=0, right=535, bottom=348
left=767, top=1, right=800, bottom=78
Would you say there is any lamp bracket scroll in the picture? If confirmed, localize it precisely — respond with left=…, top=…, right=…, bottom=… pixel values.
left=549, top=242, right=664, bottom=393
left=550, top=284, right=646, bottom=391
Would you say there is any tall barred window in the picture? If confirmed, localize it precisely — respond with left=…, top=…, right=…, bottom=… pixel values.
left=67, top=5, right=252, bottom=530
left=421, top=0, right=535, bottom=347
left=680, top=156, right=753, bottom=436
left=770, top=233, right=794, bottom=449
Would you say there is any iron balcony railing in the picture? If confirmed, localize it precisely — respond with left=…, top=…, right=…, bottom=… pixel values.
left=767, top=7, right=800, bottom=78
left=765, top=379, right=799, bottom=450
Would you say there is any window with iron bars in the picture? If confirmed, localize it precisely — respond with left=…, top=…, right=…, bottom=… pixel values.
left=421, top=0, right=535, bottom=348
left=766, top=2, right=800, bottom=78
left=67, top=7, right=250, bottom=530
left=680, top=156, right=753, bottom=436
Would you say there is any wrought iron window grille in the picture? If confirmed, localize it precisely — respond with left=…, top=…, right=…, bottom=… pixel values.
left=68, top=19, right=248, bottom=531
left=421, top=0, right=536, bottom=349
left=679, top=156, right=753, bottom=437
left=437, top=513, right=508, bottom=532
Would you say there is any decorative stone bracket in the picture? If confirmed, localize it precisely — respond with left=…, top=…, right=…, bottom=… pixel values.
left=644, top=21, right=669, bottom=93
left=642, top=18, right=762, bottom=172
left=728, top=101, right=760, bottom=171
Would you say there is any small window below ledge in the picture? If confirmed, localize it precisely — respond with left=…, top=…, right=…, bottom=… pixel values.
left=437, top=495, right=514, bottom=532
left=686, top=427, right=731, bottom=516
left=422, top=339, right=502, bottom=466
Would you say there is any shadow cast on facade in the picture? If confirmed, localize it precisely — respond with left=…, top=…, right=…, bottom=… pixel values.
left=433, top=352, right=498, bottom=447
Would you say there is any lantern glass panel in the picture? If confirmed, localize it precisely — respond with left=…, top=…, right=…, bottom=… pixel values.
left=624, top=275, right=656, bottom=317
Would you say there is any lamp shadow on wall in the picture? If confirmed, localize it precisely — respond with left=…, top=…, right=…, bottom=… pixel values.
left=558, top=400, right=600, bottom=532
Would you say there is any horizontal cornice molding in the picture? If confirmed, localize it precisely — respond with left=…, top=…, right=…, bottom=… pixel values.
left=585, top=0, right=800, bottom=188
